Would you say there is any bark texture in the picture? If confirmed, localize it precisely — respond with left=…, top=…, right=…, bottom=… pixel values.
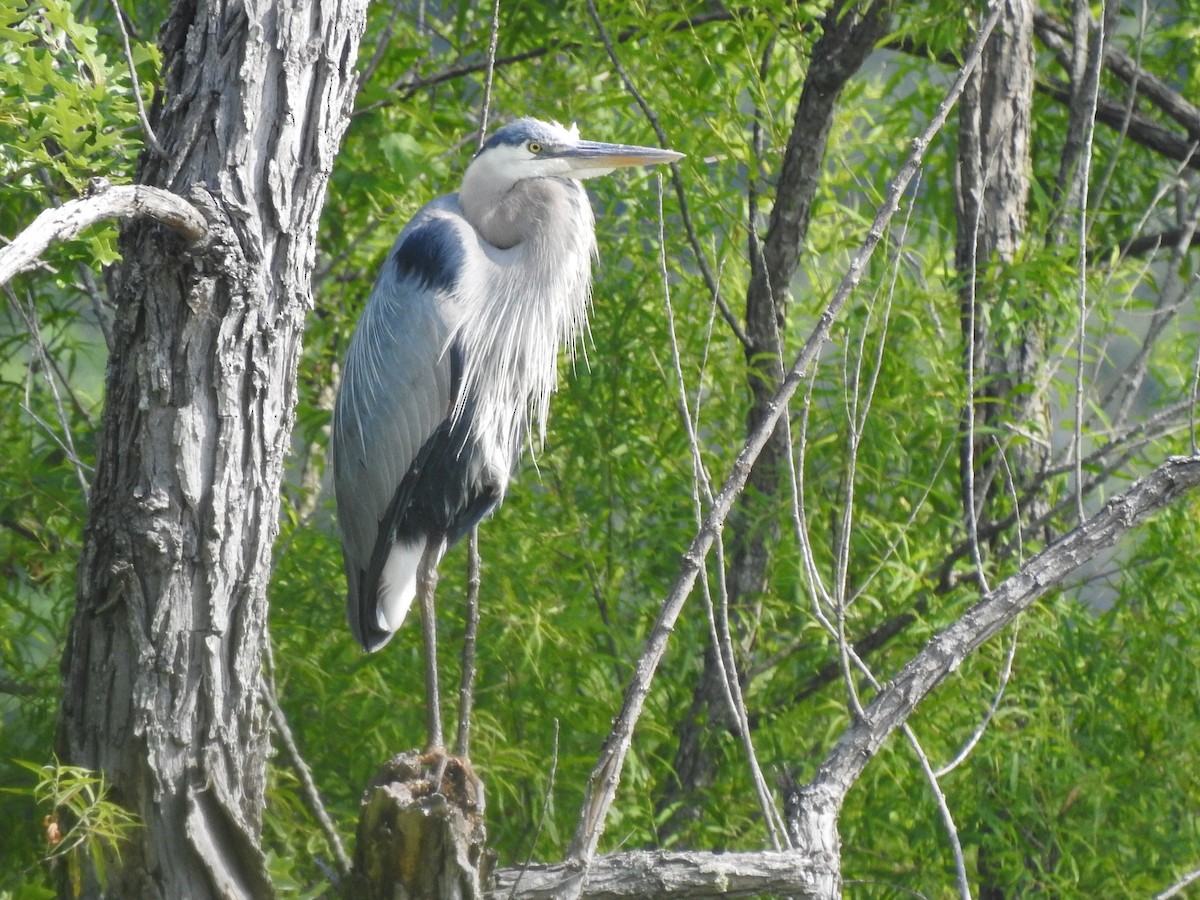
left=815, top=455, right=1200, bottom=796
left=349, top=752, right=487, bottom=900
left=0, top=183, right=206, bottom=285
left=56, top=2, right=365, bottom=897
left=491, top=846, right=835, bottom=899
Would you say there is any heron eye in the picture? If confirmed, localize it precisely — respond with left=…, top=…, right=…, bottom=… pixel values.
left=528, top=141, right=542, bottom=154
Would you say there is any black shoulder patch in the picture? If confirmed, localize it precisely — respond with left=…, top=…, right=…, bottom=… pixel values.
left=393, top=220, right=462, bottom=293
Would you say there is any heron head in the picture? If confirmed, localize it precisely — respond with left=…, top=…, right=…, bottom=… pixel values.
left=466, top=118, right=683, bottom=188
left=459, top=118, right=682, bottom=248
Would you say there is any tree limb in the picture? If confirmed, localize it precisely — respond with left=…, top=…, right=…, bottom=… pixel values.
left=1033, top=7, right=1200, bottom=139
left=491, top=848, right=832, bottom=900
left=565, top=0, right=1005, bottom=871
left=1039, top=77, right=1200, bottom=172
left=0, top=183, right=207, bottom=287
left=359, top=10, right=739, bottom=114
left=814, top=454, right=1200, bottom=800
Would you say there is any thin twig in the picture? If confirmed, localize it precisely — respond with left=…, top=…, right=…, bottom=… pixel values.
left=584, top=0, right=749, bottom=350
left=654, top=177, right=786, bottom=848
left=13, top=290, right=92, bottom=501
left=934, top=625, right=1018, bottom=778
left=109, top=0, right=166, bottom=158
left=455, top=529, right=482, bottom=757
left=595, top=0, right=778, bottom=839
left=478, top=0, right=503, bottom=147
left=1086, top=0, right=1147, bottom=223
left=566, top=0, right=1005, bottom=872
left=358, top=3, right=405, bottom=90
left=901, top=723, right=971, bottom=900
left=804, top=554, right=972, bottom=898
left=507, top=719, right=560, bottom=900
left=1072, top=1, right=1109, bottom=524
left=1190, top=337, right=1200, bottom=456
left=357, top=10, right=737, bottom=116
left=1156, top=864, right=1200, bottom=900
left=260, top=641, right=352, bottom=877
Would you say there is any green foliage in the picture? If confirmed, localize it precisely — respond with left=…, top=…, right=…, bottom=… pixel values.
left=0, top=2, right=149, bottom=892
left=0, top=0, right=153, bottom=193
left=244, top=0, right=1200, bottom=891
left=0, top=759, right=139, bottom=895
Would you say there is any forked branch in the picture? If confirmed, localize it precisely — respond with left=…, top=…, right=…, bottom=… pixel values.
left=815, top=454, right=1200, bottom=798
left=565, top=0, right=1006, bottom=874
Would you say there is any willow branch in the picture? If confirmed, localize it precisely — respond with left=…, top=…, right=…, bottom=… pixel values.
left=0, top=184, right=207, bottom=287
left=814, top=454, right=1200, bottom=800
left=565, top=0, right=1005, bottom=871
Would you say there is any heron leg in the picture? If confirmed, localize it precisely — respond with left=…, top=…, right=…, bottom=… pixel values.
left=416, top=534, right=448, bottom=752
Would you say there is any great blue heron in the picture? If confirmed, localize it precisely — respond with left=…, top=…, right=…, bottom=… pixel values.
left=332, top=118, right=682, bottom=746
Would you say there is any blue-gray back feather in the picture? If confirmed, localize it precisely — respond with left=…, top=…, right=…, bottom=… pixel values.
left=333, top=201, right=471, bottom=649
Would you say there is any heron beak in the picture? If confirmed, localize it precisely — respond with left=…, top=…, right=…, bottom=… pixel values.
left=558, top=140, right=684, bottom=178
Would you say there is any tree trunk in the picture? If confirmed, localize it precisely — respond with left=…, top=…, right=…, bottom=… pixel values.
left=55, top=2, right=365, bottom=896
left=956, top=0, right=1039, bottom=536
left=348, top=752, right=488, bottom=900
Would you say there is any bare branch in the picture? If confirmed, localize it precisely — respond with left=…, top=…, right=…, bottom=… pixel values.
left=0, top=184, right=207, bottom=287
left=814, top=454, right=1200, bottom=800
left=1156, top=863, right=1200, bottom=900
left=507, top=720, right=560, bottom=900
left=260, top=643, right=352, bottom=876
left=455, top=530, right=482, bottom=758
left=109, top=0, right=166, bottom=157
left=893, top=18, right=1200, bottom=173
left=491, top=848, right=832, bottom=900
left=1038, top=77, right=1200, bottom=173
left=1119, top=225, right=1200, bottom=257
left=12, top=289, right=93, bottom=501
left=1033, top=7, right=1200, bottom=140
left=477, top=0, right=502, bottom=147
left=358, top=10, right=738, bottom=115
left=584, top=0, right=748, bottom=350
left=935, top=625, right=1019, bottom=778
left=565, top=0, right=1005, bottom=870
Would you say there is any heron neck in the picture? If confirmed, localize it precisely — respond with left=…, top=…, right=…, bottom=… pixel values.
left=448, top=175, right=596, bottom=462
left=460, top=174, right=584, bottom=251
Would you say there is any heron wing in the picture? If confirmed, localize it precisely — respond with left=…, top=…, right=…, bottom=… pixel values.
left=332, top=199, right=467, bottom=649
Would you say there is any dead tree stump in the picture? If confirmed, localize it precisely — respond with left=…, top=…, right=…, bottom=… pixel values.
left=347, top=751, right=488, bottom=899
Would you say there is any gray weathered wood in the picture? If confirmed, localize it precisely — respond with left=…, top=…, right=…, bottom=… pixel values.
left=492, top=846, right=832, bottom=900
left=55, top=1, right=366, bottom=896
left=814, top=455, right=1200, bottom=797
left=348, top=751, right=487, bottom=900
left=0, top=184, right=205, bottom=286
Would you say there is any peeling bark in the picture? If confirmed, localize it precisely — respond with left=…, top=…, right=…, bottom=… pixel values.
left=55, top=2, right=366, bottom=897
left=349, top=752, right=488, bottom=900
